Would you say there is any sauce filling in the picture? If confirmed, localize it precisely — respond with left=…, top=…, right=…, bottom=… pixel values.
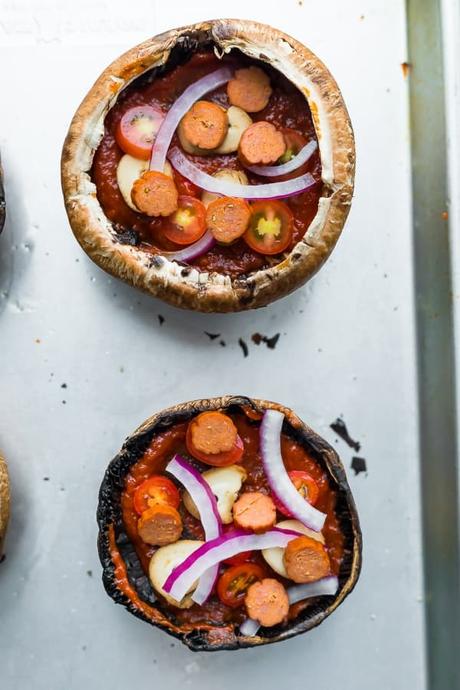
left=92, top=50, right=322, bottom=278
left=117, top=410, right=344, bottom=628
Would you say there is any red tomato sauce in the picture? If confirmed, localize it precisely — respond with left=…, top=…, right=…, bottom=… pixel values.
left=92, top=51, right=322, bottom=278
left=118, top=411, right=344, bottom=627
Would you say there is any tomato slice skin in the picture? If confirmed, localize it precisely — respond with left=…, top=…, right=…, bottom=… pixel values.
left=115, top=105, right=164, bottom=160
left=244, top=200, right=293, bottom=255
left=272, top=470, right=320, bottom=517
left=133, top=476, right=180, bottom=515
left=163, top=196, right=207, bottom=245
left=217, top=563, right=266, bottom=608
left=186, top=428, right=244, bottom=467
left=278, top=128, right=307, bottom=164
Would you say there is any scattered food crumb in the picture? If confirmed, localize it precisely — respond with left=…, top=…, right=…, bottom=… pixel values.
left=219, top=340, right=226, bottom=347
left=81, top=645, right=87, bottom=651
left=75, top=258, right=80, bottom=263
left=62, top=400, right=67, bottom=405
left=60, top=487, right=65, bottom=492
left=351, top=456, right=367, bottom=476
left=0, top=554, right=6, bottom=564
left=330, top=418, right=361, bottom=451
left=401, top=62, right=412, bottom=78
left=204, top=331, right=221, bottom=340
left=158, top=314, right=165, bottom=325
left=441, top=211, right=448, bottom=220
left=61, top=383, right=67, bottom=389
left=360, top=14, right=365, bottom=20
left=86, top=570, right=93, bottom=577
left=251, top=332, right=281, bottom=349
left=35, top=338, right=41, bottom=344
left=43, top=477, right=50, bottom=481
left=119, top=366, right=124, bottom=373
left=238, top=338, right=249, bottom=358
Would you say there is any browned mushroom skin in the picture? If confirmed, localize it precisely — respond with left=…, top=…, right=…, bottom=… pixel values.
left=0, top=155, right=5, bottom=234
left=97, top=396, right=362, bottom=651
left=0, top=454, right=10, bottom=556
left=62, top=20, right=355, bottom=313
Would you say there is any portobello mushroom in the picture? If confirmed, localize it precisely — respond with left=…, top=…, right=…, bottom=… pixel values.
left=97, top=396, right=362, bottom=651
left=62, top=19, right=355, bottom=313
left=0, top=154, right=5, bottom=235
left=0, top=453, right=10, bottom=557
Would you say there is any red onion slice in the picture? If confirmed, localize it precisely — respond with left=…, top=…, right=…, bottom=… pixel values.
left=246, top=140, right=318, bottom=177
left=168, top=148, right=316, bottom=200
left=163, top=230, right=215, bottom=263
left=260, top=410, right=326, bottom=532
left=239, top=575, right=339, bottom=637
left=239, top=618, right=261, bottom=637
left=150, top=67, right=233, bottom=172
left=287, top=574, right=339, bottom=605
left=166, top=455, right=222, bottom=604
left=163, top=527, right=300, bottom=602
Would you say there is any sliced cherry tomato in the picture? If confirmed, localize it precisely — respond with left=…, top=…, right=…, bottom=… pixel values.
left=272, top=470, right=320, bottom=518
left=217, top=563, right=266, bottom=608
left=278, top=128, right=307, bottom=164
left=133, top=475, right=180, bottom=515
left=244, top=200, right=293, bottom=255
left=115, top=105, right=164, bottom=160
left=162, top=196, right=207, bottom=245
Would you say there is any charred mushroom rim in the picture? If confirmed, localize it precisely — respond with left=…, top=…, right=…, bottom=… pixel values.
left=0, top=155, right=5, bottom=234
left=0, top=453, right=10, bottom=556
left=62, top=20, right=355, bottom=312
left=97, top=396, right=362, bottom=651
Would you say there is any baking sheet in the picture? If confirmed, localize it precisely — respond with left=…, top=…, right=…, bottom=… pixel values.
left=0, top=0, right=446, bottom=687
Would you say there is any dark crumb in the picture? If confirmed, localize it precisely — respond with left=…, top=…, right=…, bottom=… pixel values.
left=153, top=660, right=157, bottom=665
left=116, top=228, right=140, bottom=246
left=204, top=331, right=220, bottom=340
left=330, top=418, right=361, bottom=452
left=86, top=570, right=93, bottom=577
left=75, top=258, right=80, bottom=262
left=220, top=340, right=226, bottom=347
left=401, top=62, right=412, bottom=78
left=170, top=643, right=175, bottom=648
left=61, top=383, right=67, bottom=389
left=81, top=645, right=87, bottom=651
left=158, top=314, right=165, bottom=325
left=50, top=373, right=54, bottom=377
left=60, top=487, right=65, bottom=492
left=62, top=400, right=66, bottom=405
left=351, top=456, right=367, bottom=476
left=265, top=333, right=280, bottom=350
left=0, top=554, right=6, bottom=564
left=238, top=338, right=249, bottom=357
left=251, top=332, right=281, bottom=349
left=43, top=477, right=50, bottom=481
